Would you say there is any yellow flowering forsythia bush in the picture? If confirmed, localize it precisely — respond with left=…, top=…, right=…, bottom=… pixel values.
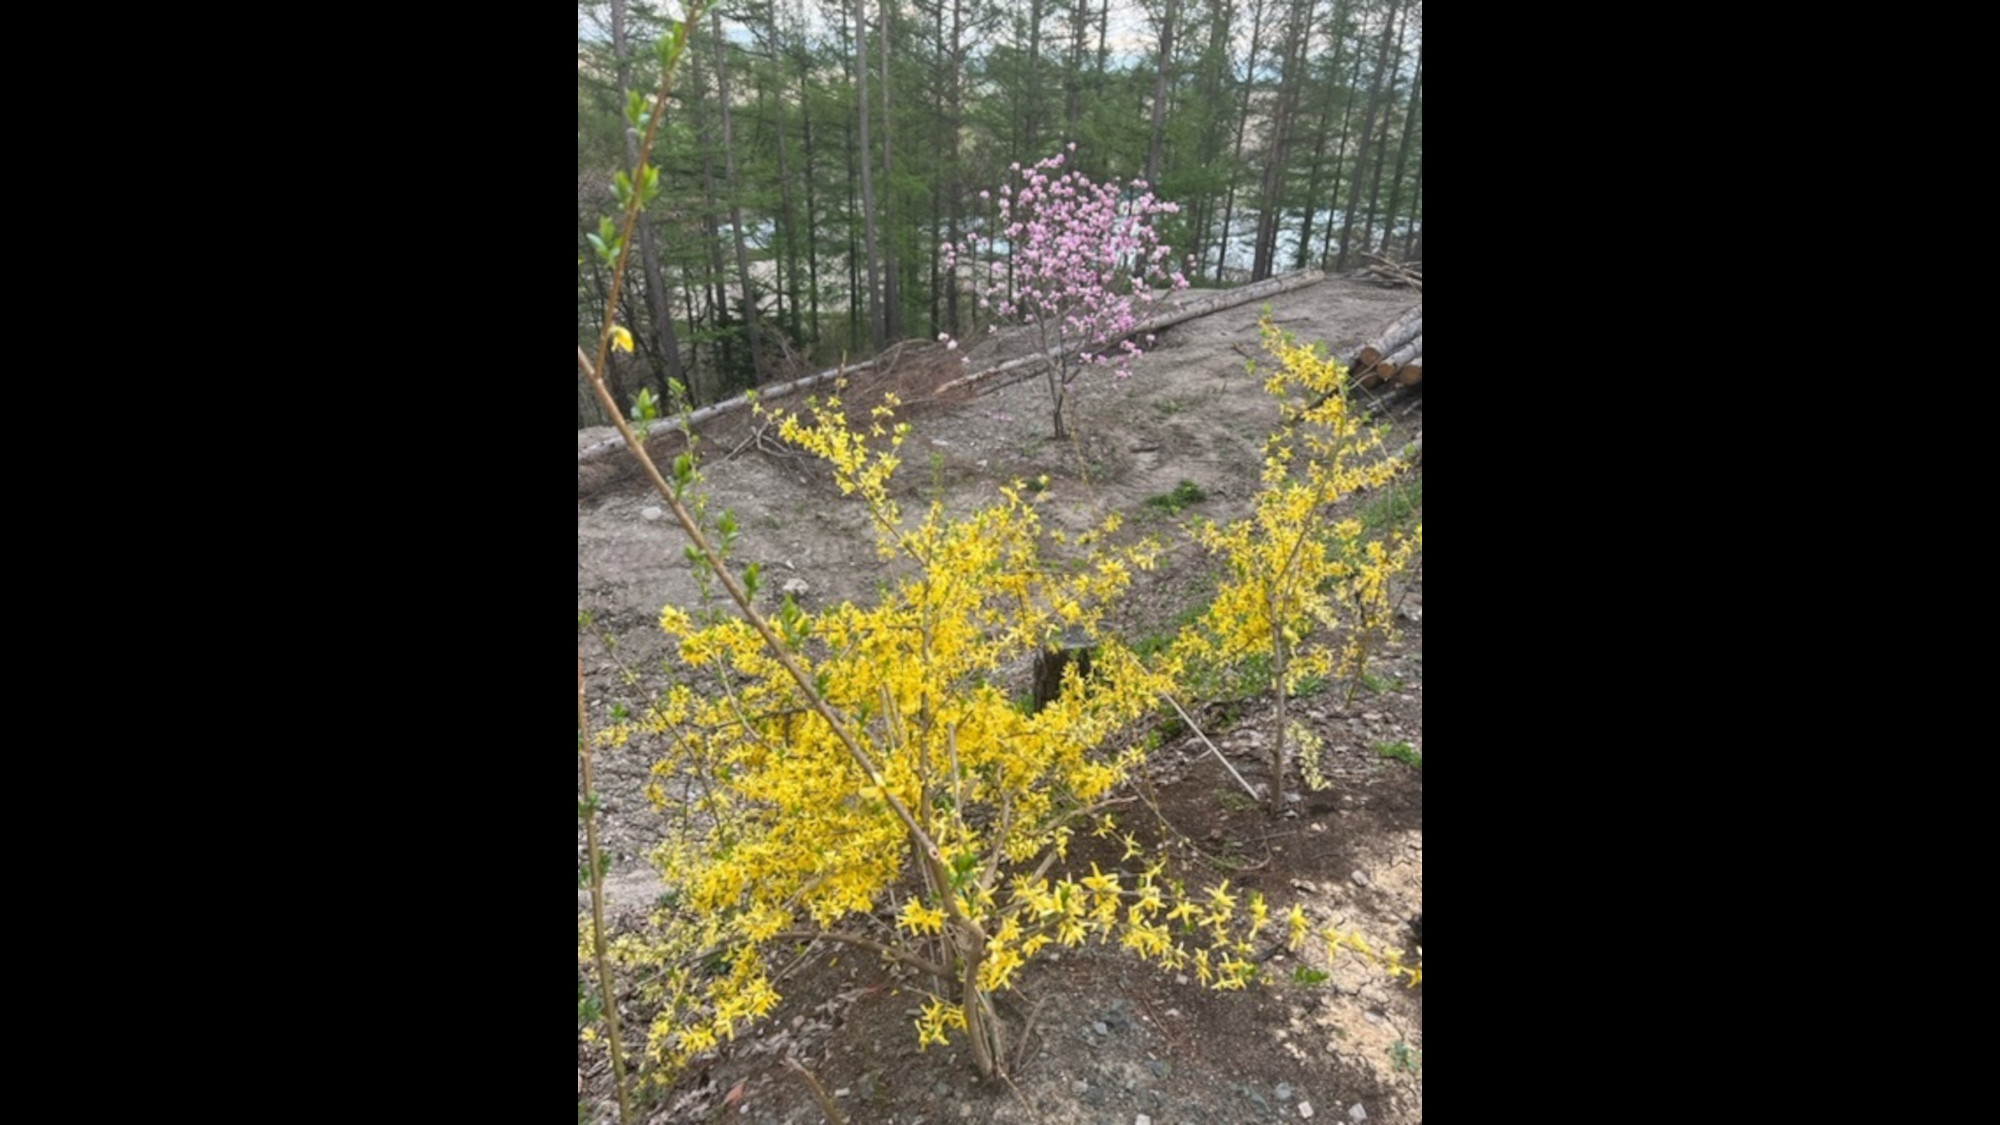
left=596, top=389, right=1174, bottom=1080
left=1171, top=315, right=1423, bottom=815
left=588, top=380, right=1417, bottom=1087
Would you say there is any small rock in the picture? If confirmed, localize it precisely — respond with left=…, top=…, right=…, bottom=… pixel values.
left=1149, top=1060, right=1171, bottom=1079
left=930, top=438, right=951, bottom=446
left=1299, top=1101, right=1314, bottom=1119
left=1350, top=870, right=1370, bottom=887
left=1277, top=1082, right=1293, bottom=1100
left=1174, top=975, right=1190, bottom=986
left=1362, top=711, right=1382, bottom=722
left=641, top=506, right=663, bottom=521
left=1093, top=1021, right=1110, bottom=1036
left=1291, top=879, right=1318, bottom=894
left=1348, top=1102, right=1367, bottom=1122
left=1073, top=1081, right=1090, bottom=1097
left=832, top=1088, right=850, bottom=1098
left=783, top=578, right=811, bottom=596
left=1137, top=1117, right=1152, bottom=1125
left=1164, top=1008, right=1181, bottom=1018
left=1363, top=1011, right=1383, bottom=1024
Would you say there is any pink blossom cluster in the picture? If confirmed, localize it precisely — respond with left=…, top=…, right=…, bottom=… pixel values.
left=942, top=145, right=1190, bottom=402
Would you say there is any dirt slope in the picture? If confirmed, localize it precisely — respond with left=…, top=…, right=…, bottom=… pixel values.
left=579, top=275, right=1424, bottom=1124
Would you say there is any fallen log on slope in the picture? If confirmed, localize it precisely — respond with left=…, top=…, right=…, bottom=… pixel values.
left=581, top=270, right=1326, bottom=469
left=576, top=349, right=901, bottom=466
left=934, top=269, right=1327, bottom=396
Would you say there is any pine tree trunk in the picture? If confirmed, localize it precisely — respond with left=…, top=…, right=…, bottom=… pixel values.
left=880, top=0, right=901, bottom=343
left=1380, top=41, right=1421, bottom=254
left=1400, top=161, right=1422, bottom=259
left=712, top=9, right=767, bottom=380
left=1216, top=0, right=1269, bottom=280
left=797, top=46, right=823, bottom=350
left=1025, top=0, right=1044, bottom=154
left=1360, top=1, right=1409, bottom=254
left=1334, top=2, right=1398, bottom=272
left=854, top=0, right=885, bottom=351
left=1145, top=0, right=1179, bottom=185
left=1294, top=0, right=1350, bottom=270
left=688, top=45, right=733, bottom=400
left=609, top=0, right=685, bottom=403
left=1318, top=19, right=1368, bottom=267
left=1252, top=0, right=1313, bottom=281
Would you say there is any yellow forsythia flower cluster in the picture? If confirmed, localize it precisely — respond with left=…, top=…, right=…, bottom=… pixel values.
left=1170, top=315, right=1422, bottom=791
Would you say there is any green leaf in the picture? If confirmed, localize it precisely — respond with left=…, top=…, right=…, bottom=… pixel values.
left=630, top=386, right=660, bottom=424
left=624, top=89, right=647, bottom=127
left=743, top=561, right=760, bottom=599
left=673, top=452, right=694, bottom=485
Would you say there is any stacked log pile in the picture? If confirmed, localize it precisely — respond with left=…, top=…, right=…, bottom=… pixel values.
left=1351, top=302, right=1422, bottom=390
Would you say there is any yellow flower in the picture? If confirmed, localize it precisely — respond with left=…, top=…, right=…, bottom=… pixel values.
left=897, top=899, right=946, bottom=936
left=1286, top=904, right=1310, bottom=951
left=609, top=325, right=634, bottom=352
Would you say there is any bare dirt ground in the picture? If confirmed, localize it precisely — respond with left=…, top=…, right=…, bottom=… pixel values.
left=579, top=275, right=1423, bottom=1124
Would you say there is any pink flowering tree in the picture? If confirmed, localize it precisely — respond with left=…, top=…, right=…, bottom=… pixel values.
left=944, top=145, right=1190, bottom=439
